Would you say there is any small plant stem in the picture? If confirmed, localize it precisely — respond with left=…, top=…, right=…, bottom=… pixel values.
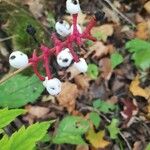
left=0, top=63, right=31, bottom=84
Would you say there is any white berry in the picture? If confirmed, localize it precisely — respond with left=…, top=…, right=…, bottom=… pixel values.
left=43, top=77, right=61, bottom=96
left=9, top=51, right=29, bottom=69
left=73, top=58, right=88, bottom=73
left=57, top=48, right=73, bottom=67
left=66, top=0, right=81, bottom=14
left=70, top=24, right=82, bottom=34
left=55, top=20, right=71, bottom=37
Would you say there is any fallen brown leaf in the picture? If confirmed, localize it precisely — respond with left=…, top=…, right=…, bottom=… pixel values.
left=86, top=127, right=110, bottom=149
left=99, top=57, right=113, bottom=81
left=85, top=41, right=109, bottom=59
left=74, top=74, right=91, bottom=90
left=25, top=105, right=49, bottom=119
left=135, top=22, right=150, bottom=40
left=144, top=1, right=150, bottom=14
left=56, top=82, right=79, bottom=113
left=129, top=75, right=150, bottom=100
left=91, top=24, right=114, bottom=42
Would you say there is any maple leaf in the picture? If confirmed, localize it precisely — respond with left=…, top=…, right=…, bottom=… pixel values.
left=106, top=118, right=120, bottom=139
left=86, top=128, right=110, bottom=149
left=129, top=75, right=150, bottom=100
left=120, top=99, right=138, bottom=127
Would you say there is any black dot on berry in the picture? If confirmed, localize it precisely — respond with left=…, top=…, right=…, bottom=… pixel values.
left=72, top=0, right=78, bottom=5
left=63, top=58, right=68, bottom=62
left=10, top=55, right=16, bottom=59
left=59, top=20, right=63, bottom=24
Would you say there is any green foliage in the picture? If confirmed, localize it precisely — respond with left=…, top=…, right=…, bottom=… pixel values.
left=89, top=112, right=101, bottom=128
left=0, top=121, right=51, bottom=150
left=87, top=64, right=99, bottom=79
left=145, top=143, right=150, bottom=150
left=93, top=99, right=116, bottom=113
left=106, top=118, right=120, bottom=139
left=0, top=1, right=48, bottom=53
left=0, top=135, right=9, bottom=150
left=110, top=52, right=123, bottom=69
left=85, top=40, right=94, bottom=47
left=0, top=74, right=44, bottom=108
left=125, top=39, right=150, bottom=53
left=53, top=116, right=89, bottom=145
left=0, top=108, right=25, bottom=129
left=126, top=39, right=150, bottom=70
left=93, top=32, right=107, bottom=42
left=132, top=49, right=150, bottom=71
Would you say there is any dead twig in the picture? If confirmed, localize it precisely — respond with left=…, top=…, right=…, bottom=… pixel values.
left=0, top=63, right=31, bottom=84
left=101, top=0, right=136, bottom=28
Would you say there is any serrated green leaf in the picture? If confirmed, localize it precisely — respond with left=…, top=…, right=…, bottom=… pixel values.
left=0, top=135, right=9, bottom=150
left=87, top=64, right=99, bottom=79
left=0, top=108, right=25, bottom=129
left=53, top=132, right=86, bottom=145
left=111, top=52, right=123, bottom=69
left=126, top=39, right=150, bottom=53
left=132, top=49, right=150, bottom=70
left=53, top=116, right=89, bottom=145
left=106, top=118, right=120, bottom=139
left=89, top=112, right=101, bottom=128
left=93, top=99, right=116, bottom=113
left=0, top=74, right=44, bottom=108
left=8, top=121, right=51, bottom=150
left=145, top=143, right=150, bottom=150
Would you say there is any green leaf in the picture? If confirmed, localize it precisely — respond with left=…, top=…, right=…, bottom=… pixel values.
left=0, top=108, right=25, bottom=129
left=125, top=39, right=150, bottom=70
left=132, top=49, right=150, bottom=70
left=145, top=143, right=150, bottom=150
left=0, top=135, right=9, bottom=150
left=89, top=112, right=101, bottom=128
left=0, top=74, right=44, bottom=108
left=106, top=118, right=120, bottom=139
left=93, top=99, right=116, bottom=113
left=53, top=116, right=89, bottom=145
left=87, top=64, right=99, bottom=79
left=111, top=52, right=123, bottom=69
left=8, top=121, right=51, bottom=150
left=93, top=32, right=107, bottom=42
left=85, top=40, right=94, bottom=47
left=126, top=39, right=150, bottom=53
left=1, top=1, right=48, bottom=52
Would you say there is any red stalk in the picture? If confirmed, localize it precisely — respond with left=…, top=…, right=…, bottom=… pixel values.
left=29, top=14, right=97, bottom=81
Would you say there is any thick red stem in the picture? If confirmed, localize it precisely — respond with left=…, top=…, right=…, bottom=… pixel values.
left=40, top=45, right=52, bottom=80
left=30, top=50, right=45, bottom=81
left=68, top=43, right=79, bottom=62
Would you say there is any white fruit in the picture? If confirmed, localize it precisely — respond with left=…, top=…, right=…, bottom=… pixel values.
left=55, top=20, right=71, bottom=37
left=57, top=48, right=73, bottom=67
left=70, top=24, right=82, bottom=34
left=9, top=51, right=29, bottom=69
left=73, top=58, right=88, bottom=73
left=66, top=0, right=81, bottom=14
left=43, top=78, right=61, bottom=95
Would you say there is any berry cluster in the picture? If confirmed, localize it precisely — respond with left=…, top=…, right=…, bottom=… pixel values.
left=9, top=0, right=103, bottom=95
